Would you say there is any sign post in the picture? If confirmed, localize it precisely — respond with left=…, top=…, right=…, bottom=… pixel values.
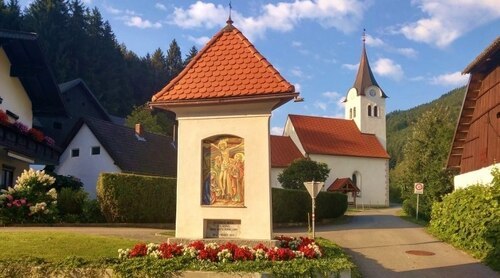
left=304, top=181, right=324, bottom=239
left=414, top=183, right=424, bottom=220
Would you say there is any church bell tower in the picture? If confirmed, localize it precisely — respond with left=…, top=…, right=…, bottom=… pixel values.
left=344, top=31, right=388, bottom=149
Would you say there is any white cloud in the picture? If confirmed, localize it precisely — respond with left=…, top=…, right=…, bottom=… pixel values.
left=170, top=0, right=367, bottom=40
left=395, top=47, right=418, bottom=58
left=187, top=35, right=210, bottom=46
left=271, top=127, right=284, bottom=135
left=365, top=34, right=385, bottom=47
left=125, top=16, right=162, bottom=29
left=290, top=67, right=304, bottom=78
left=399, top=0, right=500, bottom=48
left=373, top=58, right=404, bottom=80
left=105, top=5, right=122, bottom=15
left=342, top=63, right=359, bottom=70
left=430, top=71, right=469, bottom=86
left=314, top=101, right=328, bottom=111
left=155, top=3, right=167, bottom=11
left=291, top=41, right=302, bottom=48
left=322, top=91, right=341, bottom=101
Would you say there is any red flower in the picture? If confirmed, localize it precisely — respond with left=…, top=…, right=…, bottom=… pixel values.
left=266, top=247, right=296, bottom=261
left=29, top=128, right=45, bottom=142
left=188, top=240, right=205, bottom=251
left=158, top=243, right=183, bottom=259
left=129, top=243, right=148, bottom=258
left=233, top=246, right=254, bottom=261
left=198, top=248, right=218, bottom=262
left=253, top=243, right=269, bottom=252
left=298, top=237, right=315, bottom=249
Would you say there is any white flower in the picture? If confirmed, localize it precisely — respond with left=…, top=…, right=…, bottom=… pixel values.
left=118, top=248, right=131, bottom=259
left=146, top=243, right=159, bottom=255
left=46, top=188, right=57, bottom=200
left=182, top=246, right=198, bottom=258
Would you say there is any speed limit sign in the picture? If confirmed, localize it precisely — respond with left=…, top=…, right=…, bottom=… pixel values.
left=414, top=183, right=424, bottom=194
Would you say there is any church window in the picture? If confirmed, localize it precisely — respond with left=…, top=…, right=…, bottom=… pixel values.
left=353, top=107, right=356, bottom=118
left=349, top=108, right=352, bottom=119
left=374, top=106, right=378, bottom=117
left=368, top=105, right=372, bottom=117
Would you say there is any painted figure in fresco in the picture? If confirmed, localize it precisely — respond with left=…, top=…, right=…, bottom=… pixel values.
left=210, top=139, right=243, bottom=200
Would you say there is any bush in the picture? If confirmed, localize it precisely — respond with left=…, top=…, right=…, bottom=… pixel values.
left=82, top=199, right=106, bottom=223
left=97, top=173, right=176, bottom=223
left=0, top=169, right=58, bottom=224
left=429, top=168, right=500, bottom=270
left=272, top=188, right=347, bottom=223
left=57, top=188, right=87, bottom=215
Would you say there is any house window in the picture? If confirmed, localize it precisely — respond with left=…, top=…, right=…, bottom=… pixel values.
left=71, top=148, right=80, bottom=157
left=374, top=106, right=378, bottom=117
left=53, top=122, right=62, bottom=129
left=368, top=105, right=372, bottom=117
left=1, top=166, right=14, bottom=189
left=91, top=146, right=100, bottom=155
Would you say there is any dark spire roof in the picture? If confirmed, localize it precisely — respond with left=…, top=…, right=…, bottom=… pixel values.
left=351, top=35, right=388, bottom=98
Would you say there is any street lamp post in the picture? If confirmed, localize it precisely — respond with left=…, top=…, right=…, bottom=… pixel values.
left=304, top=180, right=324, bottom=239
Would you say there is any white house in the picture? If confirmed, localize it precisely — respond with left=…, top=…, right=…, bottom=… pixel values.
left=271, top=36, right=390, bottom=207
left=0, top=29, right=65, bottom=188
left=56, top=118, right=176, bottom=197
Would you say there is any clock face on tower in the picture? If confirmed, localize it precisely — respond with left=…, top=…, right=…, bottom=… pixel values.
left=369, top=89, right=376, bottom=97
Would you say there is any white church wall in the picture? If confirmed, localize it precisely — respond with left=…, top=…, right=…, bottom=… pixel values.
left=309, top=154, right=389, bottom=207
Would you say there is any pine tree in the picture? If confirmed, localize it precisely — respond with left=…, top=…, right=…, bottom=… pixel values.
left=184, top=45, right=198, bottom=66
left=166, top=39, right=183, bottom=79
left=23, top=0, right=71, bottom=81
left=150, top=48, right=168, bottom=92
left=0, top=0, right=22, bottom=30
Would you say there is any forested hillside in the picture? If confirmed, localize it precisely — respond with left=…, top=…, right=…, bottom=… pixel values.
left=387, top=86, right=466, bottom=169
left=0, top=0, right=197, bottom=116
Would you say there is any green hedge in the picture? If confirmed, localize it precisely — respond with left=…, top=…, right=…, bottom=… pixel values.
left=97, top=173, right=176, bottom=223
left=429, top=168, right=500, bottom=271
left=272, top=188, right=347, bottom=223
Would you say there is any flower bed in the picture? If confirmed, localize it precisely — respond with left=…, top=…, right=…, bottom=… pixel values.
left=118, top=236, right=322, bottom=263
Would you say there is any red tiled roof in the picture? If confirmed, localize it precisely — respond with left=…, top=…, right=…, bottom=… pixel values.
left=270, top=135, right=304, bottom=167
left=327, top=178, right=360, bottom=192
left=288, top=115, right=389, bottom=159
left=152, top=23, right=296, bottom=104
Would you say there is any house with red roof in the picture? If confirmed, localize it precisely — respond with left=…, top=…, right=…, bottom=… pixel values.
left=447, top=37, right=499, bottom=188
left=271, top=35, right=390, bottom=207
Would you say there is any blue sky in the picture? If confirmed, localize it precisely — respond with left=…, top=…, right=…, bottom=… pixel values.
left=22, top=1, right=500, bottom=133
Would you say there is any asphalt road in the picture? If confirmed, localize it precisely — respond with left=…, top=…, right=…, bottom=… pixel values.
left=276, top=206, right=499, bottom=278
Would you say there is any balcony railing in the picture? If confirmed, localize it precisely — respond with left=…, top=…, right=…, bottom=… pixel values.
left=0, top=123, right=61, bottom=165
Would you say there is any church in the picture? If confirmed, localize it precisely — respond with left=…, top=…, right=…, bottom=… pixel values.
left=271, top=36, right=390, bottom=207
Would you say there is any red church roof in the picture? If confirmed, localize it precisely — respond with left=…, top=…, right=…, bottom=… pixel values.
left=288, top=115, right=389, bottom=159
left=270, top=135, right=304, bottom=167
left=151, top=21, right=296, bottom=106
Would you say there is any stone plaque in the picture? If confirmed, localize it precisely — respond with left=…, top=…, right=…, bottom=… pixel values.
left=205, top=219, right=241, bottom=238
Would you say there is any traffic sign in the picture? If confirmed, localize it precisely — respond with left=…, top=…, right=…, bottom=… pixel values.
left=414, top=183, right=424, bottom=194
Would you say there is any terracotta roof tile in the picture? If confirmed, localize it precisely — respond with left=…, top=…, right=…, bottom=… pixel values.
left=152, top=23, right=295, bottom=103
left=270, top=135, right=304, bottom=167
left=288, top=115, right=389, bottom=159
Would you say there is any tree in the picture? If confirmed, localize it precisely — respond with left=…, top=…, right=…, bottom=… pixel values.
left=184, top=45, right=198, bottom=66
left=278, top=158, right=330, bottom=190
left=125, top=105, right=173, bottom=136
left=392, top=106, right=455, bottom=220
left=0, top=0, right=22, bottom=30
left=166, top=39, right=183, bottom=79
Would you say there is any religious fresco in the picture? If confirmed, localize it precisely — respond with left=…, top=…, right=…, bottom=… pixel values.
left=202, top=135, right=244, bottom=207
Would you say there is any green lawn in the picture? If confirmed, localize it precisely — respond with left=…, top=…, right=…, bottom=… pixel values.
left=0, top=231, right=137, bottom=261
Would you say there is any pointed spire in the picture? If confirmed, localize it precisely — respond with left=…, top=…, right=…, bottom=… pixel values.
left=227, top=1, right=233, bottom=25
left=352, top=29, right=387, bottom=98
